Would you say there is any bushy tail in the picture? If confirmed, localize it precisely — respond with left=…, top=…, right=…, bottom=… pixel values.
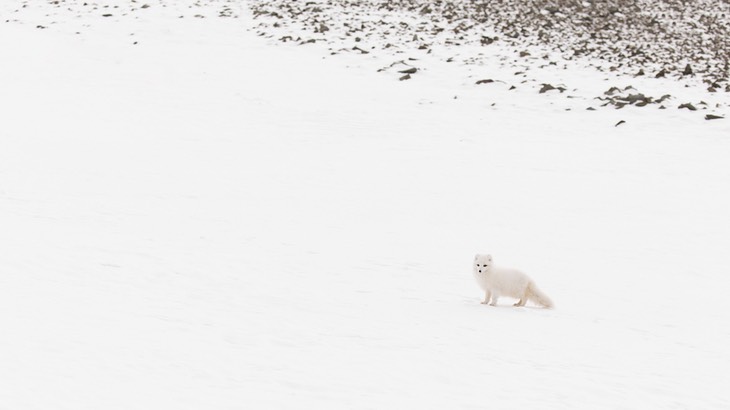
left=527, top=282, right=554, bottom=309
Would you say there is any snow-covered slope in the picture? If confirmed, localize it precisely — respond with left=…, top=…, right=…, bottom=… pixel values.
left=2, top=1, right=730, bottom=409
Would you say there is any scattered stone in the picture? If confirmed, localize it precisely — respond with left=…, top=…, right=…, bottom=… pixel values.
left=705, top=114, right=724, bottom=120
left=655, top=69, right=667, bottom=78
left=678, top=103, right=697, bottom=111
left=539, top=83, right=565, bottom=93
left=539, top=84, right=555, bottom=93
left=683, top=64, right=693, bottom=76
left=480, top=36, right=496, bottom=45
left=399, top=74, right=411, bottom=81
left=615, top=120, right=626, bottom=127
left=619, top=93, right=651, bottom=105
left=476, top=79, right=495, bottom=85
left=399, top=67, right=417, bottom=74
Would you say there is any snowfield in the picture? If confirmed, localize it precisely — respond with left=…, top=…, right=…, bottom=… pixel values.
left=2, top=1, right=730, bottom=409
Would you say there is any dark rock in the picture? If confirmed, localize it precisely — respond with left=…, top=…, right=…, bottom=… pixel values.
left=476, top=79, right=495, bottom=85
left=539, top=83, right=555, bottom=93
left=678, top=103, right=697, bottom=111
left=615, top=120, right=626, bottom=127
left=705, top=114, right=724, bottom=120
left=620, top=93, right=652, bottom=104
left=399, top=67, right=418, bottom=74
left=399, top=74, right=411, bottom=81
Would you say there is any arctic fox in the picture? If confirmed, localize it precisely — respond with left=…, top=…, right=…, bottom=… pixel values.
left=473, top=254, right=554, bottom=308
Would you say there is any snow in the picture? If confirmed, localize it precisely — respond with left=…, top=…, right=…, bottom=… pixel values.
left=2, top=1, right=730, bottom=409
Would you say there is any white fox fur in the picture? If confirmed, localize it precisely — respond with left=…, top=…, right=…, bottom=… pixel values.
left=473, top=254, right=554, bottom=308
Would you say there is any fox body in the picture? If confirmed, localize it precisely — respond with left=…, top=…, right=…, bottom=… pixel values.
left=473, top=254, right=553, bottom=308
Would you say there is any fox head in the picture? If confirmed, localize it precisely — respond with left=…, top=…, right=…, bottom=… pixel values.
left=474, top=254, right=493, bottom=273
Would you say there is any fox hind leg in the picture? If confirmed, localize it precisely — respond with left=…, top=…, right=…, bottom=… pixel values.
left=514, top=289, right=529, bottom=307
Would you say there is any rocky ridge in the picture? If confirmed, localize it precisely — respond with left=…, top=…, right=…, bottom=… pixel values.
left=251, top=0, right=730, bottom=118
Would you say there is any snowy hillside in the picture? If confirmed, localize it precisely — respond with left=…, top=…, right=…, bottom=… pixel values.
left=251, top=0, right=730, bottom=118
left=2, top=1, right=730, bottom=409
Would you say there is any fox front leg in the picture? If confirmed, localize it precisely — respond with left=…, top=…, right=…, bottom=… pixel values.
left=489, top=293, right=499, bottom=306
left=481, top=290, right=491, bottom=304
